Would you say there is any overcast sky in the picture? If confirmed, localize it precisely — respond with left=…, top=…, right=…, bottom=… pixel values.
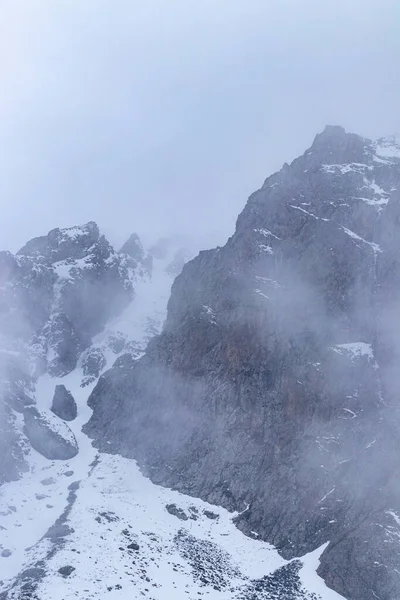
left=1, top=0, right=399, bottom=253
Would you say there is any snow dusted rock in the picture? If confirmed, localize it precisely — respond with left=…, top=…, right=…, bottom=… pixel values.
left=44, top=312, right=81, bottom=377
left=17, top=221, right=100, bottom=260
left=80, top=332, right=127, bottom=387
left=0, top=223, right=180, bottom=482
left=119, top=232, right=144, bottom=260
left=166, top=503, right=189, bottom=521
left=80, top=346, right=107, bottom=387
left=51, top=385, right=77, bottom=421
left=107, top=331, right=126, bottom=354
left=86, top=127, right=400, bottom=600
left=23, top=407, right=78, bottom=460
left=0, top=222, right=150, bottom=481
left=119, top=232, right=153, bottom=275
left=1, top=222, right=138, bottom=377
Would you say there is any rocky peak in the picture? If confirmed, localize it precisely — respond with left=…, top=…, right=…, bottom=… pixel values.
left=2, top=222, right=138, bottom=374
left=119, top=232, right=153, bottom=276
left=307, top=124, right=369, bottom=165
left=236, top=126, right=399, bottom=257
left=17, top=221, right=100, bottom=262
left=0, top=221, right=140, bottom=483
left=119, top=233, right=144, bottom=261
left=86, top=127, right=400, bottom=600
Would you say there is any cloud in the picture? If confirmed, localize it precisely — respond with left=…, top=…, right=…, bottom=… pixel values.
left=1, top=0, right=399, bottom=252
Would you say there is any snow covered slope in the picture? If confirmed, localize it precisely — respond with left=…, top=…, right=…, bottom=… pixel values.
left=1, top=453, right=344, bottom=600
left=0, top=225, right=343, bottom=600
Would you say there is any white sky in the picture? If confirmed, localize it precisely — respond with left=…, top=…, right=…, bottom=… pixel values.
left=1, top=0, right=399, bottom=252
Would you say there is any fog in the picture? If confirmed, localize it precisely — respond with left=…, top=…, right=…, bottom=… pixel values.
left=1, top=3, right=400, bottom=598
left=1, top=0, right=400, bottom=253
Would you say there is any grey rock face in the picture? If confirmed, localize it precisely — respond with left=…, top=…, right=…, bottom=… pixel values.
left=17, top=221, right=100, bottom=261
left=120, top=232, right=153, bottom=275
left=85, top=128, right=400, bottom=600
left=119, top=233, right=144, bottom=262
left=80, top=331, right=129, bottom=387
left=51, top=385, right=77, bottom=421
left=165, top=247, right=192, bottom=277
left=0, top=222, right=148, bottom=479
left=2, top=222, right=137, bottom=377
left=23, top=407, right=78, bottom=460
left=81, top=346, right=107, bottom=387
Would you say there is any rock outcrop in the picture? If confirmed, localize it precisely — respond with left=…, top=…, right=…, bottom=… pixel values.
left=85, top=127, right=400, bottom=600
left=119, top=233, right=152, bottom=275
left=51, top=385, right=77, bottom=421
left=0, top=223, right=149, bottom=480
left=23, top=407, right=78, bottom=460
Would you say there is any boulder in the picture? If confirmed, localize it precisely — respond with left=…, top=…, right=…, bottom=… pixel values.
left=23, top=407, right=78, bottom=460
left=51, top=385, right=77, bottom=421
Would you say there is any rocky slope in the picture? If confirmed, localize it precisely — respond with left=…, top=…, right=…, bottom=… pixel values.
left=85, top=127, right=400, bottom=600
left=0, top=221, right=143, bottom=484
left=0, top=221, right=338, bottom=600
left=3, top=226, right=331, bottom=600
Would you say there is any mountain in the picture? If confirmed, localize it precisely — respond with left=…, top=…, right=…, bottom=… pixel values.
left=85, top=127, right=400, bottom=600
left=0, top=221, right=136, bottom=486
left=1, top=127, right=400, bottom=600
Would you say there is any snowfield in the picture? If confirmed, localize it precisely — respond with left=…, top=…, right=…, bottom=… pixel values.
left=0, top=449, right=344, bottom=599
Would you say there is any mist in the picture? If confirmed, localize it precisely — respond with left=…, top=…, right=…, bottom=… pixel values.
left=1, top=0, right=400, bottom=253
left=1, top=3, right=400, bottom=599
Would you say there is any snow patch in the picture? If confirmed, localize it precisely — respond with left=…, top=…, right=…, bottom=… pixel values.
left=299, top=544, right=344, bottom=599
left=387, top=511, right=400, bottom=528
left=202, top=305, right=217, bottom=325
left=342, top=408, right=357, bottom=419
left=332, top=342, right=374, bottom=361
left=290, top=205, right=329, bottom=222
left=254, top=289, right=270, bottom=300
left=258, top=244, right=274, bottom=254
left=340, top=227, right=381, bottom=253
left=254, top=275, right=280, bottom=288
left=374, top=135, right=400, bottom=160
left=59, top=224, right=94, bottom=240
left=317, top=487, right=335, bottom=505
left=253, top=228, right=281, bottom=240
left=321, top=163, right=372, bottom=174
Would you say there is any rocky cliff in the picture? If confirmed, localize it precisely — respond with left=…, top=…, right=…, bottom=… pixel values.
left=0, top=222, right=147, bottom=483
left=85, top=127, right=400, bottom=600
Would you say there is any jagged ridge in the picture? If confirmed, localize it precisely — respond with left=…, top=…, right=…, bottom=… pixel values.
left=85, top=127, right=400, bottom=600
